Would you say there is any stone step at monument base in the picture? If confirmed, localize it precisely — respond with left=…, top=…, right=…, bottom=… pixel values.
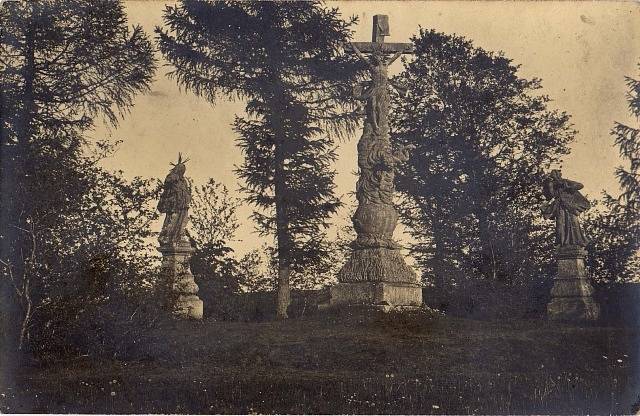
left=320, top=281, right=423, bottom=312
left=547, top=296, right=600, bottom=321
left=173, top=295, right=203, bottom=320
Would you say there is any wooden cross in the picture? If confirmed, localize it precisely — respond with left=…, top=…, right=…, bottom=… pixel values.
left=350, top=15, right=413, bottom=56
left=348, top=14, right=413, bottom=111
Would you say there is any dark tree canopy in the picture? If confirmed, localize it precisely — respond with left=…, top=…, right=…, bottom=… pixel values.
left=392, top=29, right=575, bottom=286
left=585, top=63, right=640, bottom=282
left=1, top=0, right=155, bottom=138
left=157, top=1, right=360, bottom=318
left=1, top=0, right=156, bottom=234
left=0, top=0, right=157, bottom=352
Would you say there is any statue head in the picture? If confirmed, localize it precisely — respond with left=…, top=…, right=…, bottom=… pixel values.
left=170, top=153, right=189, bottom=176
left=550, top=169, right=562, bottom=180
left=370, top=49, right=384, bottom=66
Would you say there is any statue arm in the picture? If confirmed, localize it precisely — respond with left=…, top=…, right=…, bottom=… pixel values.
left=351, top=43, right=374, bottom=69
left=386, top=50, right=404, bottom=66
left=564, top=179, right=584, bottom=191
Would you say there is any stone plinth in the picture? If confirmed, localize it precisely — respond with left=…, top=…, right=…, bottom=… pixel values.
left=547, top=246, right=599, bottom=321
left=326, top=247, right=423, bottom=310
left=328, top=281, right=422, bottom=311
left=159, top=242, right=203, bottom=320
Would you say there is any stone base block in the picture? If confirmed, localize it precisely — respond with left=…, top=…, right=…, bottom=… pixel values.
left=547, top=296, right=600, bottom=321
left=325, top=281, right=422, bottom=310
left=547, top=248, right=600, bottom=321
left=550, top=278, right=595, bottom=298
left=174, top=295, right=203, bottom=320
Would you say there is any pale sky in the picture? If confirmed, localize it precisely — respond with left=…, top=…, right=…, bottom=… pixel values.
left=94, top=1, right=640, bottom=256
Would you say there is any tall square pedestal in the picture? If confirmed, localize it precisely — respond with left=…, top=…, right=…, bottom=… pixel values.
left=547, top=294, right=599, bottom=321
left=159, top=242, right=203, bottom=320
left=547, top=246, right=600, bottom=321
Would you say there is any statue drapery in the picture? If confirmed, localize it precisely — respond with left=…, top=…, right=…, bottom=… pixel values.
left=542, top=170, right=590, bottom=247
left=158, top=154, right=191, bottom=246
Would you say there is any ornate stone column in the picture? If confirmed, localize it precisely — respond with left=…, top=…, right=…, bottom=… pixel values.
left=325, top=16, right=422, bottom=311
left=158, top=241, right=203, bottom=320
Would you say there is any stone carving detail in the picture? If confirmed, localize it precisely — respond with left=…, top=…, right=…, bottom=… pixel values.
left=157, top=154, right=202, bottom=320
left=542, top=169, right=590, bottom=247
left=349, top=44, right=415, bottom=251
left=334, top=16, right=421, bottom=302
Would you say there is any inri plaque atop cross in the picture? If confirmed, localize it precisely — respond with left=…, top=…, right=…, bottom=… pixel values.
left=351, top=14, right=414, bottom=55
left=325, top=15, right=422, bottom=311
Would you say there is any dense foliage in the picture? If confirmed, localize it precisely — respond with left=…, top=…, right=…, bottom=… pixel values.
left=392, top=30, right=575, bottom=290
left=0, top=0, right=157, bottom=354
left=585, top=63, right=640, bottom=282
left=157, top=1, right=361, bottom=318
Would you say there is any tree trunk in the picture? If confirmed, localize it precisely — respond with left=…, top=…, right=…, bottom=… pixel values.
left=18, top=282, right=32, bottom=351
left=432, top=218, right=447, bottom=288
left=262, top=15, right=291, bottom=320
left=274, top=160, right=291, bottom=320
left=275, top=263, right=290, bottom=319
left=273, top=113, right=291, bottom=320
left=11, top=8, right=38, bottom=352
left=469, top=161, right=497, bottom=281
left=416, top=196, right=447, bottom=287
left=476, top=204, right=497, bottom=280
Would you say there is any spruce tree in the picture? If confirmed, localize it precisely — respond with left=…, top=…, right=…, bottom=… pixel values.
left=1, top=0, right=156, bottom=350
left=586, top=64, right=640, bottom=281
left=157, top=1, right=359, bottom=318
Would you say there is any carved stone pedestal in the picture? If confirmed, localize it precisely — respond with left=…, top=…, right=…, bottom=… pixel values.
left=159, top=242, right=203, bottom=320
left=326, top=247, right=422, bottom=310
left=547, top=246, right=599, bottom=321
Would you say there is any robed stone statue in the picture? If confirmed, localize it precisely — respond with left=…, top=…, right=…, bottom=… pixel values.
left=158, top=153, right=191, bottom=247
left=542, top=169, right=591, bottom=247
left=542, top=170, right=600, bottom=321
left=156, top=154, right=202, bottom=319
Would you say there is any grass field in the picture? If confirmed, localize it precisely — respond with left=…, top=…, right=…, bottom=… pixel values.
left=1, top=308, right=639, bottom=414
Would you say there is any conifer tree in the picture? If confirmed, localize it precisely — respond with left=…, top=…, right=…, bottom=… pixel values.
left=586, top=64, right=640, bottom=281
left=157, top=1, right=359, bottom=318
left=1, top=0, right=156, bottom=350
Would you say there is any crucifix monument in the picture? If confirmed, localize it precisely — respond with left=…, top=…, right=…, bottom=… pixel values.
left=327, top=15, right=422, bottom=310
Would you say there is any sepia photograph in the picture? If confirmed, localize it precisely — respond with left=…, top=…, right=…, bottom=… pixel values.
left=1, top=0, right=639, bottom=414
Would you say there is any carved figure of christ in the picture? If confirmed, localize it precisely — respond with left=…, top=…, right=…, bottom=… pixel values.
left=349, top=15, right=413, bottom=132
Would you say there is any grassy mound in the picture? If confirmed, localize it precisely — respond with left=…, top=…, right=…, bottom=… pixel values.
left=1, top=309, right=638, bottom=414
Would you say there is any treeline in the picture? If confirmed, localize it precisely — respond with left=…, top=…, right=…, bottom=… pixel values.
left=1, top=1, right=637, bottom=357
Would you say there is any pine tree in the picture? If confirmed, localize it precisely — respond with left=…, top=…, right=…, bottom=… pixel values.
left=157, top=1, right=359, bottom=318
left=392, top=29, right=575, bottom=287
left=585, top=64, right=640, bottom=281
left=0, top=0, right=156, bottom=351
